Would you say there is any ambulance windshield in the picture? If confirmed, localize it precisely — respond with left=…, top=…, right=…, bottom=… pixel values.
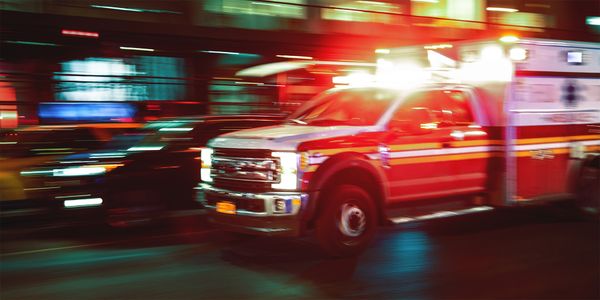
left=287, top=88, right=398, bottom=126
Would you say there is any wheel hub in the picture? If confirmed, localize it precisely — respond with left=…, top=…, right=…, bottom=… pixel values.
left=338, top=203, right=366, bottom=237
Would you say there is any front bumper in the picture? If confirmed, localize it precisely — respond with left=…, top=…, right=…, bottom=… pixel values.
left=196, top=183, right=309, bottom=237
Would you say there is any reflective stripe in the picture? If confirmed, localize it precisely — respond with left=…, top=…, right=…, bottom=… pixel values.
left=308, top=146, right=378, bottom=156
left=516, top=135, right=600, bottom=145
left=390, top=152, right=493, bottom=165
left=451, top=140, right=504, bottom=147
left=389, top=146, right=493, bottom=159
left=514, top=148, right=570, bottom=157
left=582, top=140, right=600, bottom=146
left=302, top=136, right=600, bottom=173
left=514, top=142, right=571, bottom=151
left=389, top=143, right=441, bottom=151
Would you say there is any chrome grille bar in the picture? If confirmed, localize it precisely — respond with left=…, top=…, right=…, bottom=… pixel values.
left=211, top=155, right=280, bottom=183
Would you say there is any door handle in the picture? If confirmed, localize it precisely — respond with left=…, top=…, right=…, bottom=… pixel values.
left=450, top=130, right=465, bottom=141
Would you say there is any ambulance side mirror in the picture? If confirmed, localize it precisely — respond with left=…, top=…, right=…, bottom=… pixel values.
left=388, top=108, right=435, bottom=135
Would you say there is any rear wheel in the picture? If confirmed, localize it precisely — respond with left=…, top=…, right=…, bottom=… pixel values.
left=315, top=184, right=377, bottom=257
left=575, top=158, right=600, bottom=219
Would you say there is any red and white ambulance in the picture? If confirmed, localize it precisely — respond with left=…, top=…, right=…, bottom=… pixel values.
left=198, top=37, right=600, bottom=256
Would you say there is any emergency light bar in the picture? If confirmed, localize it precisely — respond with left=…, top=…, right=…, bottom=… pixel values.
left=372, top=39, right=523, bottom=88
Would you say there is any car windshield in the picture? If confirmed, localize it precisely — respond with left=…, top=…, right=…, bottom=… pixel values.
left=287, top=88, right=399, bottom=126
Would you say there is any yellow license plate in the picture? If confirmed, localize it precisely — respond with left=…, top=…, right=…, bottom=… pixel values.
left=216, top=201, right=236, bottom=215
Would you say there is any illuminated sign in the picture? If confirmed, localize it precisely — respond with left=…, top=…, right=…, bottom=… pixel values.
left=39, top=102, right=137, bottom=123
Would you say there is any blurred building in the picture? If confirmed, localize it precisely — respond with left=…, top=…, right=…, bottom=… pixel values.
left=1, top=0, right=598, bottom=128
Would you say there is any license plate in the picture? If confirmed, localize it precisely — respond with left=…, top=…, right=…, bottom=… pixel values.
left=216, top=201, right=236, bottom=215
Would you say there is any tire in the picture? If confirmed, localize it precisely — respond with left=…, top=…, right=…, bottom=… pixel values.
left=575, top=159, right=600, bottom=219
left=106, top=189, right=165, bottom=228
left=315, top=184, right=377, bottom=257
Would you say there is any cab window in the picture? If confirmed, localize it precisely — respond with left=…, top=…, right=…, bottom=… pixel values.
left=391, top=91, right=444, bottom=124
left=440, top=90, right=474, bottom=125
left=392, top=90, right=474, bottom=127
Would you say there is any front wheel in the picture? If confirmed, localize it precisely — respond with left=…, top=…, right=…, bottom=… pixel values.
left=315, top=184, right=377, bottom=257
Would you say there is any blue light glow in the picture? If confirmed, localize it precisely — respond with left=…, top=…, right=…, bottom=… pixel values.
left=39, top=102, right=137, bottom=123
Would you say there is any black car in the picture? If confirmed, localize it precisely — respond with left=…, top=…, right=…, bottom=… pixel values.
left=12, top=114, right=283, bottom=226
left=0, top=123, right=144, bottom=205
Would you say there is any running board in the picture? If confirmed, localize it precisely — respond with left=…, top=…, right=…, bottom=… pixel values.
left=388, top=206, right=494, bottom=224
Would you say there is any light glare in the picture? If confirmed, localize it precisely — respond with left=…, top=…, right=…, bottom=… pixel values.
left=500, top=35, right=520, bottom=43
left=587, top=17, right=600, bottom=26
left=481, top=46, right=504, bottom=61
left=61, top=29, right=100, bottom=38
left=120, top=46, right=155, bottom=52
left=64, top=198, right=103, bottom=208
left=486, top=7, right=518, bottom=12
left=272, top=152, right=298, bottom=190
left=509, top=47, right=528, bottom=61
left=127, top=146, right=164, bottom=151
left=159, top=127, right=193, bottom=132
left=276, top=54, right=313, bottom=60
left=91, top=5, right=143, bottom=12
left=200, top=148, right=213, bottom=182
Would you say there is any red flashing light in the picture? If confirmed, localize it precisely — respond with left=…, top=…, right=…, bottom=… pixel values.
left=61, top=29, right=99, bottom=38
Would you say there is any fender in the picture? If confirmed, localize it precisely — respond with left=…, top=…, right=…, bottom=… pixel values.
left=303, top=152, right=390, bottom=223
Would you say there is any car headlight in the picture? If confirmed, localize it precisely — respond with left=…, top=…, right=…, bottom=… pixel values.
left=272, top=152, right=299, bottom=190
left=52, top=164, right=123, bottom=177
left=200, top=148, right=213, bottom=182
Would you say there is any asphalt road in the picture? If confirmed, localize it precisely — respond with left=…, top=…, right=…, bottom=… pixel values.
left=1, top=205, right=598, bottom=300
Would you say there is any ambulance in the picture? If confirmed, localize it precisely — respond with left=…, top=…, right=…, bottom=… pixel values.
left=197, top=37, right=600, bottom=256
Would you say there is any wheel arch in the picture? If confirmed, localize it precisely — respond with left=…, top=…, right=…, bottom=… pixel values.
left=568, top=153, right=600, bottom=194
left=304, top=152, right=389, bottom=227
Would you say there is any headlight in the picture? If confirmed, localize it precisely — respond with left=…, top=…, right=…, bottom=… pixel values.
left=52, top=164, right=123, bottom=177
left=271, top=152, right=299, bottom=190
left=200, top=148, right=213, bottom=182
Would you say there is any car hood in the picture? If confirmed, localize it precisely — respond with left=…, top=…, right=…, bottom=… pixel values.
left=208, top=124, right=375, bottom=151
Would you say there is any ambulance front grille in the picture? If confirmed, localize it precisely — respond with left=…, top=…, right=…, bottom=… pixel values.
left=211, top=148, right=279, bottom=192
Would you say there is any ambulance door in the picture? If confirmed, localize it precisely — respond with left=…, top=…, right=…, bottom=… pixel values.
left=437, top=90, right=490, bottom=194
left=384, top=90, right=458, bottom=202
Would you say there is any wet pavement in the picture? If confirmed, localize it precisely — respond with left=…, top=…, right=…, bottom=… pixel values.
left=1, top=205, right=598, bottom=299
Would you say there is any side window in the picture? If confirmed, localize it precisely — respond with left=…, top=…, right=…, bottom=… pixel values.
left=392, top=91, right=443, bottom=124
left=440, top=90, right=474, bottom=126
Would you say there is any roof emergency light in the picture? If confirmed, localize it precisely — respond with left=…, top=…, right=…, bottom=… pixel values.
left=374, top=39, right=519, bottom=87
left=500, top=35, right=520, bottom=43
left=332, top=71, right=375, bottom=87
left=459, top=45, right=513, bottom=82
left=509, top=47, right=528, bottom=61
left=375, top=59, right=431, bottom=89
left=426, top=50, right=456, bottom=68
